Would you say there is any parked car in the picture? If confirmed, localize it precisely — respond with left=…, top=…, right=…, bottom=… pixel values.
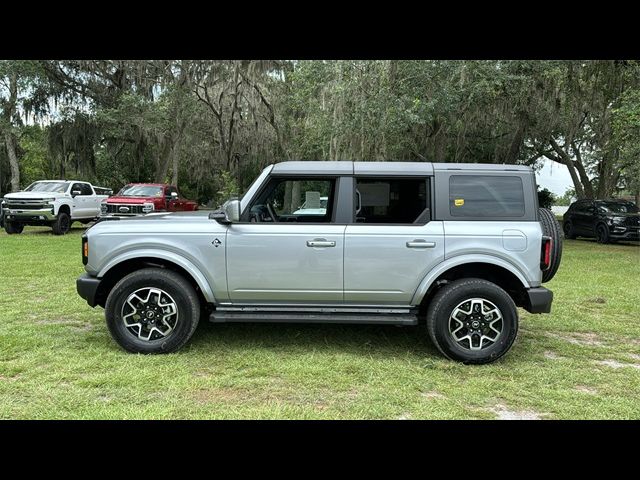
left=77, top=161, right=562, bottom=364
left=3, top=180, right=109, bottom=235
left=562, top=199, right=640, bottom=243
left=100, top=183, right=198, bottom=217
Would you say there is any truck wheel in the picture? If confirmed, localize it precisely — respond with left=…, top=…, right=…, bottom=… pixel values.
left=52, top=212, right=71, bottom=235
left=426, top=278, right=518, bottom=364
left=4, top=222, right=24, bottom=234
left=538, top=208, right=563, bottom=283
left=105, top=268, right=201, bottom=354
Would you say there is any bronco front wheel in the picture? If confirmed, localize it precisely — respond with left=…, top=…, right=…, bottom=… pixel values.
left=105, top=268, right=200, bottom=353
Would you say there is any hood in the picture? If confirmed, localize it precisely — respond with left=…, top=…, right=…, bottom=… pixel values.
left=106, top=195, right=162, bottom=205
left=604, top=211, right=640, bottom=219
left=3, top=191, right=67, bottom=200
left=88, top=210, right=223, bottom=234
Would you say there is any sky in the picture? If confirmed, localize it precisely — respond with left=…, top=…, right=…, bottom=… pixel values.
left=535, top=158, right=574, bottom=196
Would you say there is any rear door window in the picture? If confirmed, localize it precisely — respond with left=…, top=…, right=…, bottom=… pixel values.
left=355, top=178, right=429, bottom=224
left=449, top=175, right=525, bottom=217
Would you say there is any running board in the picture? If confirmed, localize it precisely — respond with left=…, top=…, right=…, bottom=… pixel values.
left=209, top=310, right=418, bottom=325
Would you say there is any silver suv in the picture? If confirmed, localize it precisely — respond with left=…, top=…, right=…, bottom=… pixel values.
left=76, top=162, right=561, bottom=364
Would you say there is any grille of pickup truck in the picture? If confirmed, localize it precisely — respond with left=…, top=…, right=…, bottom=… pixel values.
left=5, top=199, right=48, bottom=209
left=104, top=204, right=146, bottom=215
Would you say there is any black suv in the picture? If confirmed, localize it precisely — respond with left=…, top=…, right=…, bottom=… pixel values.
left=563, top=199, right=640, bottom=243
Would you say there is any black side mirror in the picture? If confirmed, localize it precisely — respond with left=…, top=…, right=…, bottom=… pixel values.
left=209, top=210, right=231, bottom=224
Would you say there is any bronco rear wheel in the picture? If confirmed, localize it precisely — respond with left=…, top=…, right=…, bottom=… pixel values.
left=426, top=278, right=518, bottom=364
left=105, top=268, right=200, bottom=353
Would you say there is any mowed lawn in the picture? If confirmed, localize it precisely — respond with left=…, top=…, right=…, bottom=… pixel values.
left=0, top=225, right=639, bottom=420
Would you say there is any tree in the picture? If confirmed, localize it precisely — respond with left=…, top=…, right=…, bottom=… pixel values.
left=0, top=61, right=47, bottom=192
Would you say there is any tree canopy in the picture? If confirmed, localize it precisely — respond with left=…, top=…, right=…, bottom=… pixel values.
left=1, top=60, right=639, bottom=205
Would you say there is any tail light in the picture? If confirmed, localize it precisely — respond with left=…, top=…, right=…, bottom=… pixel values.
left=540, top=236, right=552, bottom=271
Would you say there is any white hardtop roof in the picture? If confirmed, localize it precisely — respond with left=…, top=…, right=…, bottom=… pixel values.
left=270, top=161, right=531, bottom=176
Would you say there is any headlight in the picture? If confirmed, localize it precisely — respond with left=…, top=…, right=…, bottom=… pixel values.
left=100, top=202, right=108, bottom=214
left=44, top=198, right=55, bottom=203
left=142, top=203, right=155, bottom=213
left=612, top=216, right=626, bottom=224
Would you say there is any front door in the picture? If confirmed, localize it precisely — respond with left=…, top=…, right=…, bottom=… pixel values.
left=226, top=176, right=344, bottom=304
left=70, top=182, right=94, bottom=218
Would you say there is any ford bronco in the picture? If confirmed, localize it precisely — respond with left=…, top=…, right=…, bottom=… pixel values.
left=76, top=162, right=562, bottom=364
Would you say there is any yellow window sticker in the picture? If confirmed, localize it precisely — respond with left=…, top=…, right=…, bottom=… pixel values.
left=454, top=198, right=465, bottom=207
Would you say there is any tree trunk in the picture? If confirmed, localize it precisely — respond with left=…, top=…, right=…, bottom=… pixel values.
left=3, top=72, right=20, bottom=191
left=154, top=137, right=173, bottom=183
left=504, top=116, right=527, bottom=164
left=171, top=146, right=179, bottom=186
left=4, top=132, right=20, bottom=192
left=549, top=137, right=586, bottom=199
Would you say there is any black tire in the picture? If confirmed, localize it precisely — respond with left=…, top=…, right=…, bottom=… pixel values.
left=538, top=208, right=563, bottom=283
left=52, top=211, right=71, bottom=235
left=426, top=278, right=518, bottom=364
left=563, top=220, right=576, bottom=239
left=4, top=221, right=24, bottom=234
left=595, top=223, right=610, bottom=244
left=105, top=268, right=200, bottom=354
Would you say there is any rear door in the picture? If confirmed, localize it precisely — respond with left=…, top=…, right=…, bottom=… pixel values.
left=573, top=200, right=594, bottom=235
left=344, top=176, right=444, bottom=305
left=226, top=175, right=345, bottom=304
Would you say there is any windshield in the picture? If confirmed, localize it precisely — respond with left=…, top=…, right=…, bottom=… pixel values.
left=24, top=181, right=69, bottom=193
left=118, top=185, right=164, bottom=197
left=597, top=201, right=639, bottom=214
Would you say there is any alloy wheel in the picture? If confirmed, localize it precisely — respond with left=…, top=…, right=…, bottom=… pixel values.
left=121, top=287, right=179, bottom=341
left=448, top=298, right=503, bottom=351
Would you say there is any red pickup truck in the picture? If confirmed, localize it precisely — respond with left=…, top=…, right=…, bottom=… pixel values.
left=100, top=183, right=198, bottom=217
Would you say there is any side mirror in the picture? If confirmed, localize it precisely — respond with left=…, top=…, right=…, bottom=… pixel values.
left=209, top=199, right=241, bottom=224
left=171, top=192, right=179, bottom=199
left=71, top=190, right=81, bottom=197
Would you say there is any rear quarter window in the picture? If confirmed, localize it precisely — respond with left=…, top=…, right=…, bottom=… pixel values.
left=449, top=175, right=525, bottom=217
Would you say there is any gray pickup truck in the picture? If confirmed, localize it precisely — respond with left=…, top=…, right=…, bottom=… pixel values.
left=77, top=162, right=562, bottom=364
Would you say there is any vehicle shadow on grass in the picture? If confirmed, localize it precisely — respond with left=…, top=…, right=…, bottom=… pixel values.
left=188, top=320, right=442, bottom=359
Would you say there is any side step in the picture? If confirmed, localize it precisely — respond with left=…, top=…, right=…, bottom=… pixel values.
left=209, top=310, right=418, bottom=326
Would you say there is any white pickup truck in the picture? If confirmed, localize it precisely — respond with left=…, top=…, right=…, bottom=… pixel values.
left=2, top=180, right=110, bottom=235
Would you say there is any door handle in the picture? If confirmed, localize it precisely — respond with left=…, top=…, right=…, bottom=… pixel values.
left=307, top=239, right=336, bottom=248
left=406, top=240, right=436, bottom=249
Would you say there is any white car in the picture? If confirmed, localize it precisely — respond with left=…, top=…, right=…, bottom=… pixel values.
left=2, top=180, right=109, bottom=235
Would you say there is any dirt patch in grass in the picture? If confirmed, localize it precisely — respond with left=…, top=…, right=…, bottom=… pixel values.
left=575, top=385, right=598, bottom=395
left=596, top=359, right=640, bottom=370
left=490, top=403, right=545, bottom=420
left=587, top=297, right=607, bottom=304
left=543, top=350, right=563, bottom=360
left=421, top=391, right=446, bottom=400
left=546, top=331, right=603, bottom=347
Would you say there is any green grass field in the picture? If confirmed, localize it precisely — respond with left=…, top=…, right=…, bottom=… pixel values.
left=1, top=225, right=639, bottom=419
